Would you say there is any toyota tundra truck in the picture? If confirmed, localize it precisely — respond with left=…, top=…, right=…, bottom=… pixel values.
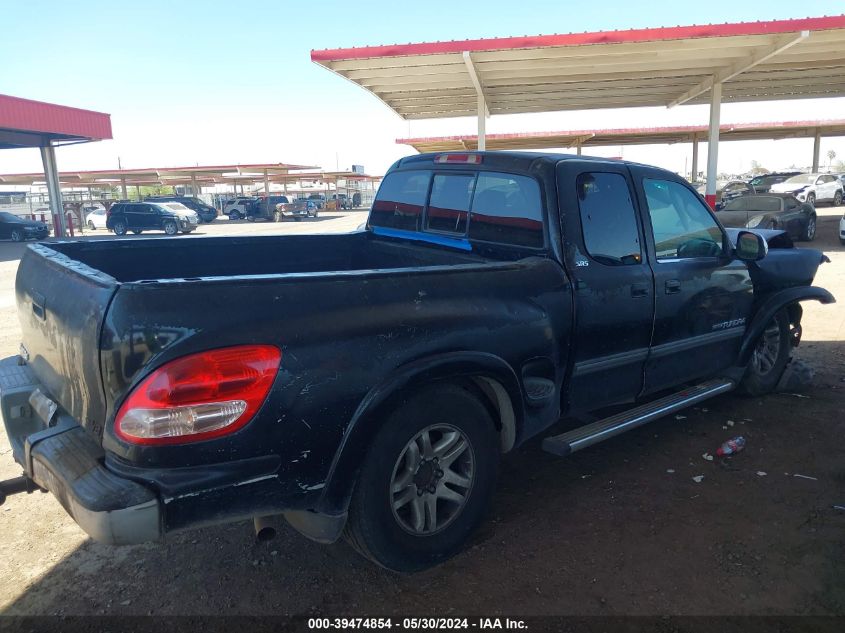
left=0, top=152, right=834, bottom=572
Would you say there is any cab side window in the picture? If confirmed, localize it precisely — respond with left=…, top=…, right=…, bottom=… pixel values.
left=576, top=172, right=642, bottom=265
left=643, top=179, right=724, bottom=260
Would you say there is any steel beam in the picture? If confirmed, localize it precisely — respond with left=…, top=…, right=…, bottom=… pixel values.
left=39, top=144, right=66, bottom=237
left=463, top=51, right=489, bottom=151
left=691, top=135, right=699, bottom=182
left=812, top=129, right=821, bottom=171
left=705, top=82, right=722, bottom=209
left=669, top=30, right=810, bottom=107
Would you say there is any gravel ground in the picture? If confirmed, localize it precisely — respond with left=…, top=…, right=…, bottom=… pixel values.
left=0, top=208, right=842, bottom=617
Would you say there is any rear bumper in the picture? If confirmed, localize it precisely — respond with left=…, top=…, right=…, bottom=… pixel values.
left=0, top=357, right=161, bottom=544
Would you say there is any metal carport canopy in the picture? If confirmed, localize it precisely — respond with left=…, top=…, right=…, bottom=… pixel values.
left=0, top=94, right=112, bottom=236
left=397, top=119, right=845, bottom=152
left=312, top=15, right=845, bottom=205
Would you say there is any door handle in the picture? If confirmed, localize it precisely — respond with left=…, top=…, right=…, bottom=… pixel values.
left=630, top=283, right=649, bottom=298
left=665, top=279, right=681, bottom=294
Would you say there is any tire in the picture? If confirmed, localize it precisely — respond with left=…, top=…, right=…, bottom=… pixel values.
left=739, top=310, right=791, bottom=396
left=344, top=384, right=499, bottom=572
left=293, top=217, right=302, bottom=222
left=246, top=215, right=255, bottom=223
left=113, top=221, right=127, bottom=236
left=834, top=190, right=843, bottom=207
left=800, top=215, right=817, bottom=241
left=310, top=210, right=319, bottom=218
left=131, top=229, right=142, bottom=235
left=10, top=229, right=23, bottom=242
left=181, top=228, right=193, bottom=234
left=163, top=221, right=178, bottom=236
left=806, top=192, right=816, bottom=207
left=273, top=211, right=282, bottom=222
left=88, top=221, right=96, bottom=230
left=228, top=212, right=240, bottom=221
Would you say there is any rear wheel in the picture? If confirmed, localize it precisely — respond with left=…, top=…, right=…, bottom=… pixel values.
left=113, top=221, right=127, bottom=236
left=800, top=215, right=817, bottom=241
left=228, top=211, right=240, bottom=221
left=163, top=221, right=178, bottom=236
left=806, top=192, right=816, bottom=207
left=344, top=384, right=499, bottom=572
left=740, top=310, right=791, bottom=396
left=273, top=210, right=282, bottom=222
left=10, top=229, right=23, bottom=242
left=834, top=190, right=843, bottom=207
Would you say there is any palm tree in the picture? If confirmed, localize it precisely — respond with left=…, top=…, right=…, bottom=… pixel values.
left=828, top=150, right=837, bottom=169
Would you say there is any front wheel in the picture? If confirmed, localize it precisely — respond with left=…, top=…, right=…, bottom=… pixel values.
left=740, top=310, right=791, bottom=396
left=344, top=384, right=499, bottom=572
left=163, top=221, right=178, bottom=236
left=834, top=190, right=843, bottom=207
left=228, top=212, right=240, bottom=221
left=800, top=215, right=817, bottom=241
left=88, top=221, right=96, bottom=230
left=113, top=221, right=127, bottom=236
left=806, top=192, right=816, bottom=207
left=10, top=229, right=23, bottom=242
left=131, top=229, right=142, bottom=235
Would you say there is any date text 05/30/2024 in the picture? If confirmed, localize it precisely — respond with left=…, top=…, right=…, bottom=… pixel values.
left=307, top=618, right=528, bottom=630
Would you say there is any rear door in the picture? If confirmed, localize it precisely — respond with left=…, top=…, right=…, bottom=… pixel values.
left=630, top=166, right=754, bottom=395
left=557, top=162, right=654, bottom=409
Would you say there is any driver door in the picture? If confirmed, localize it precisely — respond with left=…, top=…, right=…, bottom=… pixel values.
left=629, top=167, right=755, bottom=396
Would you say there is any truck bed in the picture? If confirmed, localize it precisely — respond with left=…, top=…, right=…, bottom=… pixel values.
left=44, top=232, right=482, bottom=282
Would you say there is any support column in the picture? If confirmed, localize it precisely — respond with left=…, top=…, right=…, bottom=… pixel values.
left=477, top=94, right=486, bottom=151
left=691, top=135, right=699, bottom=182
left=812, top=129, right=821, bottom=172
left=704, top=82, right=722, bottom=209
left=40, top=144, right=66, bottom=237
left=120, top=177, right=127, bottom=199
left=576, top=145, right=582, bottom=156
left=263, top=169, right=270, bottom=196
left=191, top=174, right=198, bottom=197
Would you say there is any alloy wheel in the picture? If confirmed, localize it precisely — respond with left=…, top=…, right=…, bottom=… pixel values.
left=390, top=424, right=475, bottom=535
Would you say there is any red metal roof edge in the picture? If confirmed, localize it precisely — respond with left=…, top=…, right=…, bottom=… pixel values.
left=0, top=163, right=320, bottom=179
left=0, top=94, right=112, bottom=141
left=396, top=119, right=845, bottom=144
left=312, top=15, right=845, bottom=62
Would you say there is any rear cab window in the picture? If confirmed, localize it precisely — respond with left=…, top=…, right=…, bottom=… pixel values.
left=370, top=169, right=544, bottom=249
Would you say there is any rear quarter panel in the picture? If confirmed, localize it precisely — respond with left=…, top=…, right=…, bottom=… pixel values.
left=99, top=257, right=571, bottom=497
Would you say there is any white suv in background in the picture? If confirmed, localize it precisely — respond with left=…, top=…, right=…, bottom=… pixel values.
left=770, top=173, right=843, bottom=207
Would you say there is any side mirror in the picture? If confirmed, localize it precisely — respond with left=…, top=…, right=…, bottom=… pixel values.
left=735, top=230, right=768, bottom=262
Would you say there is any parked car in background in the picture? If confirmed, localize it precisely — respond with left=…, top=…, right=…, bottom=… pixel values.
left=697, top=180, right=755, bottom=207
left=274, top=198, right=318, bottom=221
left=107, top=201, right=199, bottom=236
left=718, top=193, right=816, bottom=241
left=307, top=193, right=326, bottom=209
left=770, top=173, right=843, bottom=206
left=0, top=212, right=50, bottom=241
left=224, top=197, right=259, bottom=220
left=248, top=196, right=293, bottom=221
left=85, top=207, right=107, bottom=230
left=747, top=171, right=802, bottom=193
left=146, top=196, right=218, bottom=223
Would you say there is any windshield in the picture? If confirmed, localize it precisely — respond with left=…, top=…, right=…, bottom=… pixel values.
left=163, top=203, right=191, bottom=213
left=784, top=174, right=816, bottom=185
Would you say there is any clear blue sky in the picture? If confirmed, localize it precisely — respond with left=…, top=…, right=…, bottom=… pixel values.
left=2, top=0, right=844, bottom=177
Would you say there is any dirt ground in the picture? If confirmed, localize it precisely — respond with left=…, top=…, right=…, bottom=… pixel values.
left=0, top=209, right=842, bottom=617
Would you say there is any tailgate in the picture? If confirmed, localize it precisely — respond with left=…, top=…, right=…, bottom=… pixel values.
left=15, top=244, right=118, bottom=439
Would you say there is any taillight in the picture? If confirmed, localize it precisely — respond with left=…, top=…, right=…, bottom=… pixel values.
left=115, top=345, right=281, bottom=445
left=435, top=153, right=482, bottom=164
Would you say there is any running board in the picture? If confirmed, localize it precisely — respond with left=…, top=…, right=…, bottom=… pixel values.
left=542, top=378, right=735, bottom=457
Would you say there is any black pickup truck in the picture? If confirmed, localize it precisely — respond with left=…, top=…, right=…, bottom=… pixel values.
left=0, top=152, right=834, bottom=572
